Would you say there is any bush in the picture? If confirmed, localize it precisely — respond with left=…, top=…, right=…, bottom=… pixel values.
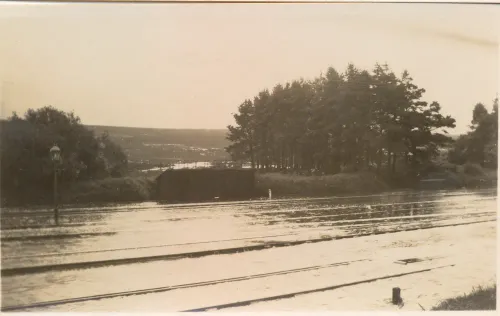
left=0, top=107, right=128, bottom=205
left=60, top=176, right=156, bottom=205
left=463, top=163, right=485, bottom=176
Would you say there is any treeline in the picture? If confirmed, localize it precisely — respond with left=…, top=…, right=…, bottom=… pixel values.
left=448, top=99, right=498, bottom=168
left=226, top=63, right=456, bottom=176
left=1, top=106, right=128, bottom=205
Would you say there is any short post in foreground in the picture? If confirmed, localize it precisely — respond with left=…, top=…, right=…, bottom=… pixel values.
left=392, top=287, right=402, bottom=305
left=50, top=145, right=61, bottom=226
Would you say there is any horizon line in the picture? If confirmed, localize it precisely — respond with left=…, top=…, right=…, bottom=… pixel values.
left=86, top=123, right=229, bottom=131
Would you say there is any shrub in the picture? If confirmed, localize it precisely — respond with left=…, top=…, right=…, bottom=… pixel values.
left=61, top=176, right=156, bottom=205
left=463, top=163, right=485, bottom=176
left=0, top=107, right=128, bottom=206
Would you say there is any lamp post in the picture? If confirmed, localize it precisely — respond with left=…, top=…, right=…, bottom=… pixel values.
left=50, top=145, right=61, bottom=226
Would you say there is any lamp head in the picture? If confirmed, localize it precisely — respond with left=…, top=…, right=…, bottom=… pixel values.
left=50, top=145, right=61, bottom=162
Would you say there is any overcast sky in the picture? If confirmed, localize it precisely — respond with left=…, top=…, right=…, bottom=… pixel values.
left=0, top=2, right=498, bottom=134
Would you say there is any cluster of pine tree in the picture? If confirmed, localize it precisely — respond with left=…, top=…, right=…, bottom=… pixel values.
left=226, top=63, right=456, bottom=176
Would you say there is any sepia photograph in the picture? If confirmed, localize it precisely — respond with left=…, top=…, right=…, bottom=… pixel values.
left=0, top=0, right=498, bottom=312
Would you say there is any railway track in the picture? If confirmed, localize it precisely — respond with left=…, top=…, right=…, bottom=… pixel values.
left=0, top=258, right=370, bottom=311
left=1, top=218, right=495, bottom=277
left=1, top=189, right=495, bottom=313
left=182, top=264, right=456, bottom=312
left=1, top=262, right=457, bottom=312
left=1, top=204, right=494, bottom=244
left=1, top=196, right=494, bottom=234
left=1, top=189, right=494, bottom=218
left=0, top=219, right=491, bottom=267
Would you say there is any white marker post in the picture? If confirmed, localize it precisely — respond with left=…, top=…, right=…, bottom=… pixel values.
left=268, top=189, right=272, bottom=200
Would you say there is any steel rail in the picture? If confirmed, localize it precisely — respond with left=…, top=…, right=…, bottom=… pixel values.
left=1, top=219, right=494, bottom=277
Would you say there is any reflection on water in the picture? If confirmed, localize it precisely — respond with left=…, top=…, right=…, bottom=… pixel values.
left=1, top=189, right=496, bottom=263
left=0, top=189, right=497, bottom=311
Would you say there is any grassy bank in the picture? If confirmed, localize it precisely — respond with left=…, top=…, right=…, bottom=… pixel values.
left=255, top=171, right=391, bottom=197
left=458, top=164, right=497, bottom=188
left=1, top=164, right=496, bottom=208
left=254, top=164, right=496, bottom=198
left=432, top=285, right=496, bottom=310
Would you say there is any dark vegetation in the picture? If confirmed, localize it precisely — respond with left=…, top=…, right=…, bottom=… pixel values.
left=432, top=285, right=496, bottom=311
left=61, top=176, right=156, bottom=205
left=448, top=100, right=498, bottom=169
left=227, top=64, right=456, bottom=178
left=0, top=63, right=497, bottom=207
left=0, top=111, right=229, bottom=206
left=1, top=107, right=129, bottom=206
left=227, top=63, right=497, bottom=189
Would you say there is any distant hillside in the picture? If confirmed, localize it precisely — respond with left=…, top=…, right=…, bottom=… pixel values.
left=87, top=125, right=230, bottom=148
left=87, top=125, right=230, bottom=166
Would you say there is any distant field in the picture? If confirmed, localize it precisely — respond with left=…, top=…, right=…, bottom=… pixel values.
left=87, top=125, right=231, bottom=168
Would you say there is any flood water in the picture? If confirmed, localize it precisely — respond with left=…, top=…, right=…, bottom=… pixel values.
left=1, top=188, right=497, bottom=311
